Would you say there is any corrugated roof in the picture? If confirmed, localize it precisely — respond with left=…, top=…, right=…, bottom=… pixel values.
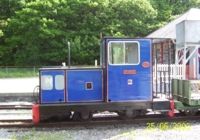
left=147, top=8, right=200, bottom=39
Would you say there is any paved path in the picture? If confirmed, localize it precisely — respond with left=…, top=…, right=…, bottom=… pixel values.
left=0, top=77, right=39, bottom=94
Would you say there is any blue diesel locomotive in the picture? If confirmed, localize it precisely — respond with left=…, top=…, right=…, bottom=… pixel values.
left=32, top=37, right=174, bottom=124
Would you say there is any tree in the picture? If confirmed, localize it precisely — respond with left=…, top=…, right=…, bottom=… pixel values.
left=3, top=0, right=68, bottom=65
left=0, top=0, right=27, bottom=65
left=169, top=0, right=200, bottom=15
left=2, top=0, right=157, bottom=66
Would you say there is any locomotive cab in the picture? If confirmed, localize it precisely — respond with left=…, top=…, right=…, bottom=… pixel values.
left=103, top=38, right=152, bottom=102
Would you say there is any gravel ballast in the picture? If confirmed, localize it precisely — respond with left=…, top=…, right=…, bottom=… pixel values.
left=0, top=120, right=200, bottom=140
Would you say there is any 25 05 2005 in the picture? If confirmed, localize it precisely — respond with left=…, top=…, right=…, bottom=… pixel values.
left=146, top=122, right=191, bottom=131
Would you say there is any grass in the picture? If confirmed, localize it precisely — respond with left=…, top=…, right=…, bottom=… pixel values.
left=11, top=129, right=72, bottom=140
left=0, top=67, right=38, bottom=78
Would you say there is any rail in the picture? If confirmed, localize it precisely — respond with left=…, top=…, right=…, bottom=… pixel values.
left=0, top=105, right=32, bottom=110
left=0, top=114, right=200, bottom=128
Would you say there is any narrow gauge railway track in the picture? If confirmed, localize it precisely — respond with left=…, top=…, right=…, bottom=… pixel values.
left=0, top=114, right=200, bottom=128
left=0, top=104, right=32, bottom=128
left=0, top=105, right=32, bottom=110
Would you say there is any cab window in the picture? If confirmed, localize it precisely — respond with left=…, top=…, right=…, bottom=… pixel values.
left=41, top=75, right=53, bottom=90
left=55, top=75, right=64, bottom=90
left=109, top=41, right=139, bottom=65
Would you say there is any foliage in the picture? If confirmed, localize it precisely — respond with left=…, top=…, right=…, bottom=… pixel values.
left=169, top=0, right=200, bottom=15
left=0, top=0, right=200, bottom=66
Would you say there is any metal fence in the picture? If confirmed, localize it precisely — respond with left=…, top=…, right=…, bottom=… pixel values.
left=0, top=66, right=39, bottom=78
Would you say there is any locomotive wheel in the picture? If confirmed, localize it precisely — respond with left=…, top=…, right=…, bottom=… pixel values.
left=72, top=112, right=81, bottom=121
left=185, top=110, right=197, bottom=116
left=126, top=110, right=133, bottom=118
left=179, top=110, right=185, bottom=114
left=126, top=110, right=140, bottom=118
left=139, top=110, right=147, bottom=116
left=55, top=112, right=72, bottom=121
left=118, top=111, right=126, bottom=119
left=132, top=110, right=140, bottom=118
left=81, top=111, right=91, bottom=120
left=64, top=112, right=72, bottom=120
left=125, top=110, right=137, bottom=118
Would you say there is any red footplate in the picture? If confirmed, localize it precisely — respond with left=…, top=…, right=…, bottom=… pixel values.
left=168, top=100, right=175, bottom=117
left=32, top=104, right=40, bottom=124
